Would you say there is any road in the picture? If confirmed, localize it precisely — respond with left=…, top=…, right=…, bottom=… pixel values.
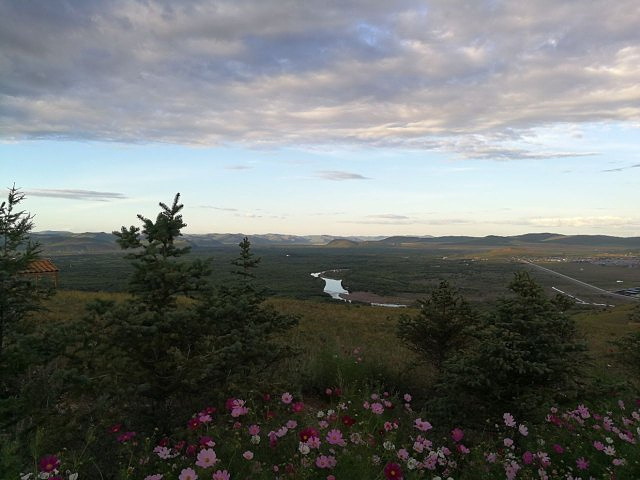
left=517, top=258, right=639, bottom=303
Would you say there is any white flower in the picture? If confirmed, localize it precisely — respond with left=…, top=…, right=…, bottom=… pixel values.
left=298, top=442, right=310, bottom=455
left=20, top=474, right=33, bottom=480
left=383, top=441, right=395, bottom=451
left=407, top=458, right=419, bottom=470
left=69, top=474, right=79, bottom=480
left=316, top=411, right=325, bottom=418
left=250, top=434, right=261, bottom=444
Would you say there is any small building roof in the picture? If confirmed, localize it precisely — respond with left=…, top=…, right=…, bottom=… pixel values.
left=20, top=259, right=59, bottom=274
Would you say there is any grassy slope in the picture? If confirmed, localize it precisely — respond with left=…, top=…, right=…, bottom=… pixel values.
left=39, top=291, right=639, bottom=386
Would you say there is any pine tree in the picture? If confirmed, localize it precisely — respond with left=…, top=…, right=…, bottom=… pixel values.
left=74, top=196, right=297, bottom=429
left=439, top=272, right=588, bottom=420
left=0, top=186, right=43, bottom=357
left=397, top=281, right=477, bottom=375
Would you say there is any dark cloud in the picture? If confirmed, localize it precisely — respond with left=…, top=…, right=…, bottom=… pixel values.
left=25, top=188, right=127, bottom=201
left=316, top=170, right=370, bottom=181
left=1, top=0, right=639, bottom=152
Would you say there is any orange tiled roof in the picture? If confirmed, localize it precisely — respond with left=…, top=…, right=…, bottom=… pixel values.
left=20, top=259, right=59, bottom=274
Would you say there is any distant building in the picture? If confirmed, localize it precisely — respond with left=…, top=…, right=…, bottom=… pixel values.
left=19, top=259, right=59, bottom=288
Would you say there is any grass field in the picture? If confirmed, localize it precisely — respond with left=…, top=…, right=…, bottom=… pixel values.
left=38, top=290, right=640, bottom=393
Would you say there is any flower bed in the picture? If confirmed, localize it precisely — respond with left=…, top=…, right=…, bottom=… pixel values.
left=25, top=390, right=640, bottom=479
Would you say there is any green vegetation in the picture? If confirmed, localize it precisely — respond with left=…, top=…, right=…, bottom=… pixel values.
left=2, top=191, right=639, bottom=478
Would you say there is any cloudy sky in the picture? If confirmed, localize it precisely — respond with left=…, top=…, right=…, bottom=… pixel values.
left=1, top=0, right=639, bottom=236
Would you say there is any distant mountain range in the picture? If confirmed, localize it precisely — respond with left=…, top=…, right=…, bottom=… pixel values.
left=32, top=231, right=640, bottom=255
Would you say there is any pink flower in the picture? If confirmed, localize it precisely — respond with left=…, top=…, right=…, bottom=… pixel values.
left=315, top=455, right=337, bottom=469
left=187, top=418, right=201, bottom=430
left=39, top=455, right=60, bottom=473
left=503, top=413, right=516, bottom=427
left=383, top=462, right=403, bottom=479
left=370, top=402, right=384, bottom=414
left=199, top=436, right=215, bottom=447
left=292, top=402, right=305, bottom=413
left=326, top=429, right=346, bottom=446
left=248, top=424, right=260, bottom=435
left=300, top=427, right=319, bottom=442
left=414, top=418, right=432, bottom=432
left=144, top=475, right=163, bottom=480
left=281, top=392, right=293, bottom=404
left=195, top=448, right=217, bottom=468
left=576, top=457, right=589, bottom=470
left=522, top=451, right=534, bottom=464
left=243, top=450, right=254, bottom=460
left=153, top=446, right=171, bottom=459
left=307, top=436, right=321, bottom=449
left=230, top=399, right=248, bottom=417
left=286, top=419, right=298, bottom=429
left=178, top=468, right=198, bottom=480
left=327, top=476, right=336, bottom=480
left=186, top=444, right=197, bottom=457
left=577, top=404, right=591, bottom=419
left=451, top=428, right=464, bottom=442
left=211, top=470, right=230, bottom=480
left=504, top=437, right=514, bottom=447
left=457, top=443, right=470, bottom=454
left=518, top=424, right=529, bottom=436
left=403, top=393, right=412, bottom=402
left=594, top=440, right=605, bottom=451
left=397, top=448, right=409, bottom=460
left=552, top=444, right=564, bottom=454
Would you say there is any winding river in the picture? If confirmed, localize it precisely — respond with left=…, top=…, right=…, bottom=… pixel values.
left=310, top=271, right=406, bottom=307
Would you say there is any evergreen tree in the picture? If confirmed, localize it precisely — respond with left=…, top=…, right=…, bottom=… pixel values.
left=74, top=196, right=297, bottom=429
left=397, top=281, right=477, bottom=376
left=0, top=186, right=43, bottom=357
left=195, top=236, right=298, bottom=388
left=438, top=272, right=587, bottom=420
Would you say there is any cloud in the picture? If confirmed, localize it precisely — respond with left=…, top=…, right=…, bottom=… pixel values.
left=368, top=214, right=410, bottom=220
left=198, top=205, right=238, bottom=211
left=225, top=165, right=252, bottom=170
left=602, top=163, right=640, bottom=172
left=24, top=189, right=127, bottom=201
left=1, top=0, right=639, bottom=153
left=527, top=216, right=640, bottom=228
left=316, top=170, right=370, bottom=181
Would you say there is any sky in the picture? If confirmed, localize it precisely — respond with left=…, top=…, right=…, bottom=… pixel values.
left=1, top=0, right=639, bottom=237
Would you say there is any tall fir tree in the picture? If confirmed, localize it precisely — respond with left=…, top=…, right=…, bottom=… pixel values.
left=0, top=186, right=43, bottom=357
left=73, top=195, right=297, bottom=430
left=438, top=272, right=588, bottom=421
left=397, top=281, right=477, bottom=376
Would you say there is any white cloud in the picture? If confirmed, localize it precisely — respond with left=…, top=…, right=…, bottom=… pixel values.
left=24, top=189, right=127, bottom=201
left=316, top=170, right=370, bottom=181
